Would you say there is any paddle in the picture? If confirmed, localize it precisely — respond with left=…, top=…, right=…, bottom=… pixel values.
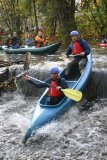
left=16, top=70, right=28, bottom=79
left=58, top=54, right=83, bottom=60
left=27, top=76, right=82, bottom=101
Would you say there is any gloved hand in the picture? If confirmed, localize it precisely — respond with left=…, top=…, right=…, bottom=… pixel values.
left=22, top=74, right=30, bottom=81
left=56, top=86, right=62, bottom=91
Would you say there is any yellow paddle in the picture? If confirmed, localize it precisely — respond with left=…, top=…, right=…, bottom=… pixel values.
left=58, top=54, right=83, bottom=60
left=27, top=76, right=82, bottom=101
left=61, top=88, right=82, bottom=101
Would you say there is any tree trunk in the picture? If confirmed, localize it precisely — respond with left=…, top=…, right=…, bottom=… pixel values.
left=32, top=0, right=38, bottom=31
left=57, top=0, right=75, bottom=34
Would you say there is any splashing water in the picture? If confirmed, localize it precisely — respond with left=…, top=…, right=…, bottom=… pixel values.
left=0, top=49, right=107, bottom=159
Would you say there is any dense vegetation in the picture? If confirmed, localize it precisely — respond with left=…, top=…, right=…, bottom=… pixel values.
left=0, top=0, right=107, bottom=45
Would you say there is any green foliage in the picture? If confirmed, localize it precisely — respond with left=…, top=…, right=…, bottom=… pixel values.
left=36, top=0, right=75, bottom=45
left=76, top=0, right=107, bottom=43
left=0, top=0, right=107, bottom=44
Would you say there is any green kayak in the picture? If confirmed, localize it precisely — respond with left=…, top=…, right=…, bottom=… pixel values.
left=2, top=43, right=61, bottom=54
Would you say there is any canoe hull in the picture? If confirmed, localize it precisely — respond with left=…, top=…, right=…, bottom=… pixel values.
left=23, top=53, right=92, bottom=143
left=3, top=43, right=61, bottom=54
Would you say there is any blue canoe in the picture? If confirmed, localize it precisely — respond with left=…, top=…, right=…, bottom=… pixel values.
left=22, top=53, right=92, bottom=144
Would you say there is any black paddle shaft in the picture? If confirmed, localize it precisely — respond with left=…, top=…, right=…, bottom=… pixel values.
left=28, top=76, right=61, bottom=89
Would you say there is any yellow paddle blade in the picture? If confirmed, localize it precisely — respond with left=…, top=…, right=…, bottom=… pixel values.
left=61, top=88, right=82, bottom=101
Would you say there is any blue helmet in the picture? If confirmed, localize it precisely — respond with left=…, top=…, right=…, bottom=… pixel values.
left=70, top=30, right=79, bottom=36
left=50, top=66, right=59, bottom=74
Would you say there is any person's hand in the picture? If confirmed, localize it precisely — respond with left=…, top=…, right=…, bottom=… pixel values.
left=80, top=52, right=85, bottom=56
left=56, top=86, right=62, bottom=90
left=22, top=74, right=30, bottom=81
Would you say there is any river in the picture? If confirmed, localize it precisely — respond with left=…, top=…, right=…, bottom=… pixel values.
left=0, top=47, right=107, bottom=160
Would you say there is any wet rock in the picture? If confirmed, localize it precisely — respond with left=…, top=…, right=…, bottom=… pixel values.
left=65, top=140, right=70, bottom=144
left=84, top=71, right=107, bottom=100
left=0, top=67, right=9, bottom=83
left=102, top=152, right=107, bottom=156
left=62, top=144, right=68, bottom=149
left=0, top=156, right=4, bottom=160
left=64, top=129, right=72, bottom=137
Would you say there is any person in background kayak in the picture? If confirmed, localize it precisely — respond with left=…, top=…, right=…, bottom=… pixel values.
left=35, top=30, right=47, bottom=47
left=5, top=34, right=13, bottom=47
left=24, top=35, right=32, bottom=46
left=23, top=66, right=68, bottom=105
left=12, top=32, right=21, bottom=49
left=65, top=30, right=90, bottom=78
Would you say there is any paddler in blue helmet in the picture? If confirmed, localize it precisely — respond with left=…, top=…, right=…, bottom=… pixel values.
left=65, top=30, right=91, bottom=78
left=23, top=66, right=68, bottom=105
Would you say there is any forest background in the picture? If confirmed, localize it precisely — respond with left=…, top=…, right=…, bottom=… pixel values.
left=0, top=0, right=107, bottom=46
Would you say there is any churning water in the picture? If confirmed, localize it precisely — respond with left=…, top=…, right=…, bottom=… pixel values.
left=0, top=48, right=107, bottom=160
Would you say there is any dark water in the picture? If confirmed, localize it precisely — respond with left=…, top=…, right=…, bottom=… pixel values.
left=0, top=48, right=107, bottom=160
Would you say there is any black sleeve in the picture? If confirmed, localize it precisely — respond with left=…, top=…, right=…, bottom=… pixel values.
left=60, top=78, right=69, bottom=89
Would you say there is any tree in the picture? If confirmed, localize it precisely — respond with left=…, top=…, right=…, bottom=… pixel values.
left=76, top=0, right=107, bottom=40
left=37, top=0, right=75, bottom=42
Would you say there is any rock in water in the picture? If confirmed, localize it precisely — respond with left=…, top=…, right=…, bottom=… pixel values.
left=0, top=67, right=9, bottom=83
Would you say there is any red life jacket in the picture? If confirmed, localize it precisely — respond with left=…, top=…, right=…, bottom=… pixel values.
left=48, top=80, right=62, bottom=97
left=72, top=41, right=84, bottom=55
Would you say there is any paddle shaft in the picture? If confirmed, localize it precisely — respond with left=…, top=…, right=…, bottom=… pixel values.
left=68, top=53, right=84, bottom=57
left=16, top=70, right=28, bottom=79
left=59, top=53, right=84, bottom=60
left=27, top=76, right=60, bottom=89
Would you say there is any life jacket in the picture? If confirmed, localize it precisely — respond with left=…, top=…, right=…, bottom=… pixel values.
left=72, top=41, right=84, bottom=55
left=35, top=36, right=46, bottom=47
left=48, top=80, right=63, bottom=97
